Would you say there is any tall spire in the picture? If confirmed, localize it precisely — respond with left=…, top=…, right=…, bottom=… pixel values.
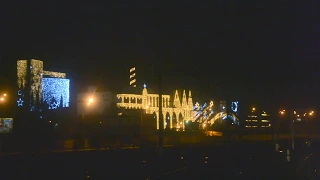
left=182, top=90, right=187, bottom=108
left=188, top=90, right=193, bottom=109
left=173, top=90, right=181, bottom=108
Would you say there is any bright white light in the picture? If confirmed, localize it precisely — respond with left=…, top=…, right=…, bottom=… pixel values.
left=42, top=78, right=70, bottom=109
left=89, top=98, right=93, bottom=103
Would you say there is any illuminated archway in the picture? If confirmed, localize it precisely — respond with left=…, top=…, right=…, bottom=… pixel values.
left=165, top=112, right=170, bottom=129
left=178, top=113, right=183, bottom=130
left=152, top=112, right=157, bottom=121
left=172, top=112, right=177, bottom=129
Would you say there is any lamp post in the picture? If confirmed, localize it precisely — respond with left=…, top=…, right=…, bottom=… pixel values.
left=304, top=111, right=314, bottom=147
left=0, top=93, right=7, bottom=153
left=76, top=97, right=93, bottom=149
left=279, top=109, right=295, bottom=150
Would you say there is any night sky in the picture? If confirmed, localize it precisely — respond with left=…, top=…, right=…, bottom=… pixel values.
left=1, top=1, right=319, bottom=111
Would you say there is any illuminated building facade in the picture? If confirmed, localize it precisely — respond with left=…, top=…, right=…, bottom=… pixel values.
left=117, top=84, right=193, bottom=130
left=260, top=111, right=271, bottom=128
left=245, top=110, right=271, bottom=128
left=77, top=86, right=113, bottom=116
left=17, top=59, right=70, bottom=111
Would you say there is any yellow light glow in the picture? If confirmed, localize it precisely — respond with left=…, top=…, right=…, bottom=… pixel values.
left=0, top=98, right=4, bottom=101
left=89, top=97, right=93, bottom=103
left=252, top=108, right=256, bottom=111
left=17, top=60, right=27, bottom=89
left=30, top=59, right=44, bottom=102
left=3, top=94, right=6, bottom=97
left=43, top=71, right=66, bottom=78
left=116, top=88, right=193, bottom=130
left=130, top=67, right=135, bottom=73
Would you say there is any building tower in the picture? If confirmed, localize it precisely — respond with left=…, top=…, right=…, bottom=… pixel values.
left=129, top=67, right=136, bottom=88
left=17, top=59, right=69, bottom=111
left=17, top=59, right=43, bottom=111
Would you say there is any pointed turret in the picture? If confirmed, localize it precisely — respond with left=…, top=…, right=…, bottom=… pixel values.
left=173, top=90, right=181, bottom=108
left=182, top=90, right=187, bottom=108
left=187, top=90, right=193, bottom=109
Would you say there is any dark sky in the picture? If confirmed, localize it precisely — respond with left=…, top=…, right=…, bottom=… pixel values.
left=1, top=1, right=319, bottom=111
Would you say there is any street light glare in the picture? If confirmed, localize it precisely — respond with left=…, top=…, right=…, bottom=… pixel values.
left=89, top=97, right=93, bottom=103
left=3, top=94, right=6, bottom=96
left=0, top=97, right=3, bottom=101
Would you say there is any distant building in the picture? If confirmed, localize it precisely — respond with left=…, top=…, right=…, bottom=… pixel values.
left=244, top=108, right=271, bottom=128
left=77, top=86, right=114, bottom=116
left=260, top=111, right=271, bottom=128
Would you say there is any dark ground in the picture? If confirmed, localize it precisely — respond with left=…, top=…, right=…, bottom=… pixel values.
left=0, top=140, right=316, bottom=180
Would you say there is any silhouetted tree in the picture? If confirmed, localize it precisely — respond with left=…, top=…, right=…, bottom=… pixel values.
left=59, top=94, right=64, bottom=108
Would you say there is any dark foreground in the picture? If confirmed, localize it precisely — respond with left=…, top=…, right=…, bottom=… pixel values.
left=0, top=140, right=318, bottom=180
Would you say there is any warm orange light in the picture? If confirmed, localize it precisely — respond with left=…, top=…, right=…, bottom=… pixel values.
left=252, top=108, right=256, bottom=111
left=89, top=97, right=93, bottom=103
left=0, top=97, right=4, bottom=101
left=3, top=94, right=6, bottom=97
left=280, top=111, right=285, bottom=115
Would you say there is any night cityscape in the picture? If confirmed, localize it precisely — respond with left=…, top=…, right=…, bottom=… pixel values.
left=1, top=1, right=320, bottom=179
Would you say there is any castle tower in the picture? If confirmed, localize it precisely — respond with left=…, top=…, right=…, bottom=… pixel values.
left=182, top=90, right=187, bottom=108
left=129, top=67, right=136, bottom=88
left=173, top=90, right=181, bottom=108
left=17, top=59, right=43, bottom=110
left=187, top=90, right=193, bottom=109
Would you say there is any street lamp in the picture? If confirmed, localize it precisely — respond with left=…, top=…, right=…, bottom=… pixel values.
left=0, top=93, right=7, bottom=103
left=304, top=111, right=314, bottom=147
left=77, top=97, right=94, bottom=149
left=278, top=109, right=296, bottom=150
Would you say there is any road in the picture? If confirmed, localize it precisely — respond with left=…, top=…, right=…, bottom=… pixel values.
left=0, top=140, right=314, bottom=179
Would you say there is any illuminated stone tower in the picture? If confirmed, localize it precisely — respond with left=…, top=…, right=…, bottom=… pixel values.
left=17, top=59, right=43, bottom=111
left=129, top=67, right=136, bottom=88
left=187, top=90, right=193, bottom=110
left=182, top=90, right=188, bottom=108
